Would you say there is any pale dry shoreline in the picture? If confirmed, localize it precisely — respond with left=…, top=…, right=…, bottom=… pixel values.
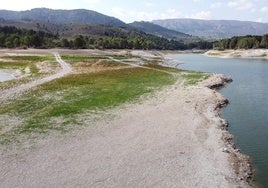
left=205, top=49, right=268, bottom=59
left=0, top=49, right=253, bottom=187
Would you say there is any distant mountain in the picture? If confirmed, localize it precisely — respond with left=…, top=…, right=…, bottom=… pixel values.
left=0, top=8, right=126, bottom=27
left=0, top=18, right=172, bottom=40
left=0, top=9, right=195, bottom=40
left=152, top=19, right=268, bottom=39
left=0, top=18, right=150, bottom=38
left=128, top=21, right=192, bottom=40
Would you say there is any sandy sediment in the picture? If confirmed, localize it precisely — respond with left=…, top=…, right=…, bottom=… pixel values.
left=0, top=72, right=252, bottom=187
left=205, top=49, right=268, bottom=59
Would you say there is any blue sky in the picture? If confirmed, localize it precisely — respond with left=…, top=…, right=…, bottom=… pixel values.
left=2, top=0, right=268, bottom=23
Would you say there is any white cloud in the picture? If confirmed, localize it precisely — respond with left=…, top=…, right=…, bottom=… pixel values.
left=112, top=7, right=124, bottom=16
left=133, top=10, right=181, bottom=22
left=115, top=8, right=211, bottom=23
left=0, top=0, right=64, bottom=10
left=256, top=18, right=264, bottom=22
left=135, top=12, right=159, bottom=21
left=190, top=11, right=211, bottom=19
left=144, top=2, right=154, bottom=7
left=260, top=6, right=268, bottom=12
left=210, top=2, right=223, bottom=9
left=111, top=5, right=214, bottom=23
left=164, top=9, right=183, bottom=18
left=83, top=0, right=100, bottom=3
left=228, top=0, right=255, bottom=10
left=118, top=9, right=184, bottom=22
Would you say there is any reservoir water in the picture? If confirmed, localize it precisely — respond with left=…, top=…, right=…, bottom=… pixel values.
left=169, top=53, right=268, bottom=187
left=0, top=71, right=15, bottom=82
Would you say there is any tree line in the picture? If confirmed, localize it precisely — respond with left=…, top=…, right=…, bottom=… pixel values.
left=213, top=34, right=268, bottom=50
left=58, top=35, right=212, bottom=50
left=0, top=26, right=58, bottom=48
left=0, top=25, right=212, bottom=50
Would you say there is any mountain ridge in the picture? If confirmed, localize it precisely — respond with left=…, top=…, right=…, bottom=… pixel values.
left=1, top=8, right=268, bottom=40
left=152, top=18, right=268, bottom=39
left=0, top=8, right=126, bottom=27
left=0, top=9, right=192, bottom=40
left=128, top=21, right=192, bottom=40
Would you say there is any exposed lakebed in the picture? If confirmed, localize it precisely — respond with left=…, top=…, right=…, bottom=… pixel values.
left=169, top=53, right=268, bottom=187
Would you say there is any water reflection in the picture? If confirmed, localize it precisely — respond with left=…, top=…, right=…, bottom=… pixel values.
left=0, top=71, right=15, bottom=82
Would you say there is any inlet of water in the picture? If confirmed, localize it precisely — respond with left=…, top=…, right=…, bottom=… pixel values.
left=0, top=71, right=15, bottom=82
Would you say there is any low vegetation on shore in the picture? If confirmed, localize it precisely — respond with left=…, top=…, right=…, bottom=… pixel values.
left=0, top=55, right=57, bottom=90
left=0, top=25, right=212, bottom=50
left=0, top=51, right=210, bottom=145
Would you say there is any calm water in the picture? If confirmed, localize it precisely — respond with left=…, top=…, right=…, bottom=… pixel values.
left=0, top=71, right=15, bottom=82
left=169, top=53, right=268, bottom=187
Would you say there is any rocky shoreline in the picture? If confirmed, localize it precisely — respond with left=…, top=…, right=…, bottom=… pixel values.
left=201, top=74, right=254, bottom=186
left=205, top=49, right=268, bottom=60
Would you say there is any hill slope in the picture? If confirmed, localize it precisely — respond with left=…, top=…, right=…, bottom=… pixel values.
left=128, top=21, right=192, bottom=40
left=0, top=18, right=164, bottom=39
left=152, top=19, right=268, bottom=39
left=0, top=8, right=126, bottom=27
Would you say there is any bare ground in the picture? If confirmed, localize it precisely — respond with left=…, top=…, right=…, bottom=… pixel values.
left=205, top=49, right=268, bottom=59
left=0, top=49, right=252, bottom=187
left=0, top=76, right=251, bottom=188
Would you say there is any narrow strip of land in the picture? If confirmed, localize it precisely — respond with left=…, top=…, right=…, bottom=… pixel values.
left=0, top=53, right=72, bottom=101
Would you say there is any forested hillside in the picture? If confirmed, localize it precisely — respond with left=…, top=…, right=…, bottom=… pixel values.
left=213, top=34, right=268, bottom=50
left=0, top=26, right=58, bottom=48
left=0, top=8, right=126, bottom=27
left=129, top=21, right=192, bottom=40
left=0, top=26, right=212, bottom=50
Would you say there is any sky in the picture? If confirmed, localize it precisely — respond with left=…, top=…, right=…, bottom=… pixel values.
left=1, top=0, right=268, bottom=23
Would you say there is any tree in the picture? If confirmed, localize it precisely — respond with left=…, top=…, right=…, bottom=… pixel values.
left=22, top=36, right=31, bottom=47
left=74, top=35, right=86, bottom=49
left=13, top=37, right=20, bottom=47
left=260, top=34, right=268, bottom=48
left=229, top=37, right=238, bottom=49
left=5, top=37, right=13, bottom=48
left=61, top=38, right=70, bottom=48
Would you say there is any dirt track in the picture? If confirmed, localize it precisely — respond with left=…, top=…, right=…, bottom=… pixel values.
left=0, top=53, right=72, bottom=101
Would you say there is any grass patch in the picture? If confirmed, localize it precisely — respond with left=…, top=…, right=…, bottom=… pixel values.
left=207, top=52, right=220, bottom=56
left=61, top=55, right=105, bottom=63
left=2, top=55, right=54, bottom=62
left=0, top=66, right=175, bottom=143
left=143, top=62, right=181, bottom=73
left=61, top=54, right=133, bottom=63
left=0, top=61, right=29, bottom=69
left=72, top=59, right=125, bottom=68
left=0, top=55, right=54, bottom=71
left=0, top=55, right=56, bottom=90
left=0, top=53, right=210, bottom=145
left=182, top=71, right=210, bottom=85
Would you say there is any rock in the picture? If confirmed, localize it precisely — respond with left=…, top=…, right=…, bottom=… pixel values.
left=222, top=147, right=230, bottom=153
left=202, top=74, right=232, bottom=89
